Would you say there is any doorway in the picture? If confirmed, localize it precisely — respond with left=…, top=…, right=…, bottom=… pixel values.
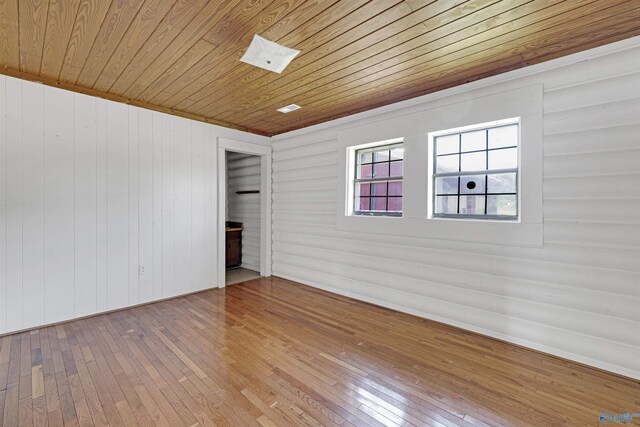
left=217, top=138, right=271, bottom=287
left=225, top=151, right=261, bottom=285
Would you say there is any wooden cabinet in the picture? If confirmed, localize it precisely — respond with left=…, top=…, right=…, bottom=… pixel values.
left=225, top=222, right=243, bottom=269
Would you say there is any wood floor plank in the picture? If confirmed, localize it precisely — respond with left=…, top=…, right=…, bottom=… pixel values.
left=18, top=333, right=31, bottom=401
left=17, top=396, right=32, bottom=427
left=0, top=390, right=5, bottom=427
left=0, top=276, right=638, bottom=426
left=1, top=383, right=18, bottom=427
left=66, top=335, right=105, bottom=426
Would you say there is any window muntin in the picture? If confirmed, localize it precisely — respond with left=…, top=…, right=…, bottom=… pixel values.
left=433, top=122, right=518, bottom=219
left=354, top=143, right=403, bottom=216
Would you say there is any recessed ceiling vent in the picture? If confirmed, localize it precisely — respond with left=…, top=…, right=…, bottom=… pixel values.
left=277, top=104, right=301, bottom=114
left=240, top=34, right=300, bottom=74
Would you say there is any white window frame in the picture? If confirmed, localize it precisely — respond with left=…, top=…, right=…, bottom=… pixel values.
left=429, top=118, right=520, bottom=221
left=336, top=84, right=542, bottom=248
left=347, top=138, right=404, bottom=217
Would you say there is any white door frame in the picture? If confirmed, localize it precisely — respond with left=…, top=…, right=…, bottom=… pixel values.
left=217, top=137, right=272, bottom=287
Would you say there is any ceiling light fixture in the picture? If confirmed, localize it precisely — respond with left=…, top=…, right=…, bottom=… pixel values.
left=240, top=34, right=300, bottom=74
left=277, top=104, right=301, bottom=114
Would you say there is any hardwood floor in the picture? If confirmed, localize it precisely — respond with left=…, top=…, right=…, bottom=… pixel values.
left=0, top=277, right=637, bottom=427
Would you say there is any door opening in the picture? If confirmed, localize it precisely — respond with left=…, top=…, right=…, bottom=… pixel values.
left=225, top=151, right=261, bottom=285
left=217, top=138, right=271, bottom=287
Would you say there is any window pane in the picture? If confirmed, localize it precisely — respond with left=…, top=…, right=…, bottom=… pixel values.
left=388, top=181, right=402, bottom=196
left=487, top=173, right=516, bottom=194
left=461, top=130, right=485, bottom=152
left=390, top=160, right=403, bottom=177
left=436, top=135, right=458, bottom=155
left=460, top=151, right=485, bottom=172
left=488, top=124, right=517, bottom=149
left=435, top=177, right=458, bottom=195
left=357, top=163, right=372, bottom=179
left=358, top=197, right=370, bottom=211
left=373, top=162, right=389, bottom=178
left=357, top=183, right=371, bottom=197
left=436, top=154, right=459, bottom=173
left=374, top=150, right=390, bottom=162
left=431, top=122, right=518, bottom=220
left=459, top=195, right=485, bottom=215
left=460, top=175, right=485, bottom=194
left=388, top=197, right=402, bottom=212
left=488, top=148, right=517, bottom=169
left=435, top=195, right=458, bottom=214
left=487, top=195, right=517, bottom=216
left=358, top=152, right=372, bottom=164
left=372, top=182, right=387, bottom=196
left=371, top=197, right=387, bottom=211
left=390, top=147, right=404, bottom=160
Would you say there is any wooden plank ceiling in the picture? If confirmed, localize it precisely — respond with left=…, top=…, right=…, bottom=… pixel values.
left=0, top=0, right=639, bottom=136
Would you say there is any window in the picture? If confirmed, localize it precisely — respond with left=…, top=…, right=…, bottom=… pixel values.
left=354, top=143, right=404, bottom=216
left=432, top=119, right=519, bottom=219
left=338, top=86, right=540, bottom=246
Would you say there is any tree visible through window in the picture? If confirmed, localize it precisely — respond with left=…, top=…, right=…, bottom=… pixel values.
left=354, top=143, right=403, bottom=216
left=433, top=121, right=518, bottom=219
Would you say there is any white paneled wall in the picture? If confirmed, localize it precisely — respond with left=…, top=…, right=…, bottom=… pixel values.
left=0, top=75, right=267, bottom=334
left=227, top=152, right=261, bottom=272
left=270, top=40, right=640, bottom=379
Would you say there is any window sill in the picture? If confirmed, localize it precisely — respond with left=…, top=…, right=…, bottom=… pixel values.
left=353, top=212, right=403, bottom=218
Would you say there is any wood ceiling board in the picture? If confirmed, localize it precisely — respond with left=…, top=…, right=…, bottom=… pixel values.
left=265, top=25, right=640, bottom=135
left=117, top=0, right=243, bottom=99
left=178, top=0, right=343, bottom=110
left=155, top=0, right=401, bottom=109
left=106, top=0, right=213, bottom=95
left=18, top=0, right=49, bottom=75
left=179, top=0, right=384, bottom=108
left=210, top=0, right=516, bottom=122
left=2, top=0, right=640, bottom=136
left=200, top=0, right=273, bottom=47
left=91, top=0, right=177, bottom=92
left=520, top=20, right=640, bottom=65
left=75, top=0, right=146, bottom=87
left=0, top=0, right=19, bottom=69
left=228, top=0, right=585, bottom=124
left=190, top=0, right=446, bottom=117
left=40, top=0, right=81, bottom=77
left=136, top=39, right=216, bottom=103
left=58, top=0, right=112, bottom=83
left=170, top=0, right=411, bottom=108
left=151, top=0, right=339, bottom=108
left=237, top=0, right=631, bottom=130
left=264, top=5, right=640, bottom=134
left=141, top=0, right=278, bottom=105
left=227, top=0, right=574, bottom=127
left=144, top=0, right=338, bottom=107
